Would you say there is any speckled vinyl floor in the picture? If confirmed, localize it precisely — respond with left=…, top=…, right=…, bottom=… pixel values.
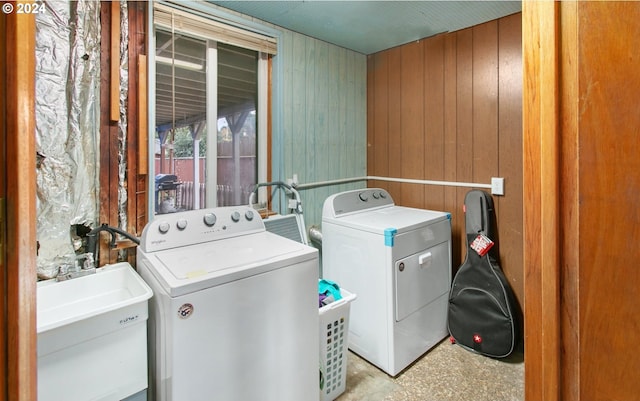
left=336, top=339, right=524, bottom=401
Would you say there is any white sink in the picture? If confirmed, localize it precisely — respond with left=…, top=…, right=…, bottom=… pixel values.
left=37, top=261, right=152, bottom=333
left=37, top=262, right=153, bottom=401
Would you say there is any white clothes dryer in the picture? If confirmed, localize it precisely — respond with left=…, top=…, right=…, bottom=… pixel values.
left=322, top=188, right=451, bottom=376
left=137, top=206, right=319, bottom=401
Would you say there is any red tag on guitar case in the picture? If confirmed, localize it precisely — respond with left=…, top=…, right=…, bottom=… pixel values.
left=470, top=234, right=494, bottom=256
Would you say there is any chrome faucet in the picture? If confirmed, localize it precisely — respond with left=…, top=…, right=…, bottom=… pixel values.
left=56, top=253, right=96, bottom=281
left=55, top=224, right=140, bottom=281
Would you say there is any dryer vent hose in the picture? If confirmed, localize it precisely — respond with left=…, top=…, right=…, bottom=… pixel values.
left=308, top=225, right=323, bottom=246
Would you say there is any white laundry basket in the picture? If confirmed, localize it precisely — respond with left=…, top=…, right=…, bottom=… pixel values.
left=319, top=288, right=356, bottom=401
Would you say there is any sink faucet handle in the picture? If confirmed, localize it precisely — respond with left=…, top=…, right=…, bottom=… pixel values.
left=58, top=264, right=70, bottom=275
left=82, top=253, right=95, bottom=270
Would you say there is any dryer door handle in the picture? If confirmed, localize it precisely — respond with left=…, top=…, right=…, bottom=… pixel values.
left=418, top=252, right=432, bottom=267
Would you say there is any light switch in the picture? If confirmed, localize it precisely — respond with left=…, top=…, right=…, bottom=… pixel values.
left=491, top=177, right=505, bottom=196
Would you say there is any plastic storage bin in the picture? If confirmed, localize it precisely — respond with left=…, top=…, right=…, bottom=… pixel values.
left=319, top=288, right=357, bottom=401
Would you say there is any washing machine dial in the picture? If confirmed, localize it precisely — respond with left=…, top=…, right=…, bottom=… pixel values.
left=379, top=191, right=387, bottom=199
left=231, top=211, right=241, bottom=222
left=245, top=210, right=255, bottom=221
left=158, top=221, right=170, bottom=234
left=203, top=213, right=217, bottom=227
left=176, top=219, right=188, bottom=230
left=358, top=192, right=369, bottom=202
left=372, top=192, right=380, bottom=199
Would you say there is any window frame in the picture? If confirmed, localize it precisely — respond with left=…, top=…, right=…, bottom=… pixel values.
left=147, top=1, right=281, bottom=216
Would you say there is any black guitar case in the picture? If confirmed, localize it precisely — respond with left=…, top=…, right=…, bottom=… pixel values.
left=447, top=190, right=520, bottom=358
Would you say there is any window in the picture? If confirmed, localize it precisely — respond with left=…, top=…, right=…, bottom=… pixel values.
left=152, top=4, right=274, bottom=214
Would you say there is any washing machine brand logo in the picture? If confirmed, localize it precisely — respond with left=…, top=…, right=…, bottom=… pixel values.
left=151, top=239, right=166, bottom=245
left=178, top=303, right=194, bottom=319
left=120, top=314, right=140, bottom=325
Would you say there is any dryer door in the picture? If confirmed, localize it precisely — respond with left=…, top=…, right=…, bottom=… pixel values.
left=395, top=241, right=450, bottom=322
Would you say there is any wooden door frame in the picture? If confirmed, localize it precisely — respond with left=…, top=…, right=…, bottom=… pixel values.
left=2, top=10, right=38, bottom=401
left=522, top=2, right=562, bottom=401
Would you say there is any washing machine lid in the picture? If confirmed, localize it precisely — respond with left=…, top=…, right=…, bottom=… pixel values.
left=140, top=231, right=317, bottom=297
left=323, top=205, right=450, bottom=235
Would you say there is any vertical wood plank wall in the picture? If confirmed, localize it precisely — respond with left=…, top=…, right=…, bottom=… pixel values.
left=278, top=30, right=367, bottom=229
left=367, top=13, right=523, bottom=306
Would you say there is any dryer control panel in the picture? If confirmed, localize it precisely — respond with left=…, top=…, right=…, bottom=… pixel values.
left=139, top=206, right=264, bottom=253
left=323, top=188, right=394, bottom=217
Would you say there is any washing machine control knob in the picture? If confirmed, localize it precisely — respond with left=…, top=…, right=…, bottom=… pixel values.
left=245, top=210, right=255, bottom=221
left=158, top=221, right=170, bottom=234
left=231, top=211, right=241, bottom=222
left=203, top=213, right=217, bottom=227
left=358, top=192, right=369, bottom=202
left=379, top=191, right=387, bottom=199
left=372, top=192, right=380, bottom=199
left=176, top=219, right=188, bottom=230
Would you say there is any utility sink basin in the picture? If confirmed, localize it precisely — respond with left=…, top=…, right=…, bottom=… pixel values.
left=37, top=262, right=153, bottom=401
left=37, top=261, right=152, bottom=333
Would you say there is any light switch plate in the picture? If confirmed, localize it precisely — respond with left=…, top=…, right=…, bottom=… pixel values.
left=491, top=177, right=505, bottom=196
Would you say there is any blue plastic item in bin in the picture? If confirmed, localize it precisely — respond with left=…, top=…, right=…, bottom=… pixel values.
left=319, top=279, right=342, bottom=301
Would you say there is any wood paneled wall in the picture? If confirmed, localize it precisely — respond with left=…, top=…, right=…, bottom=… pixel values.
left=367, top=13, right=523, bottom=307
left=278, top=30, right=368, bottom=227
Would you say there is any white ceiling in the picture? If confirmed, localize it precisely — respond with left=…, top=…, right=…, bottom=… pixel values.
left=208, top=1, right=522, bottom=54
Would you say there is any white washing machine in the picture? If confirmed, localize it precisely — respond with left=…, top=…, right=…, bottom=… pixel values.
left=137, top=206, right=319, bottom=401
left=322, top=188, right=451, bottom=376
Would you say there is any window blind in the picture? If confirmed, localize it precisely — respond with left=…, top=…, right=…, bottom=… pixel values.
left=154, top=3, right=277, bottom=55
